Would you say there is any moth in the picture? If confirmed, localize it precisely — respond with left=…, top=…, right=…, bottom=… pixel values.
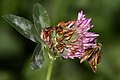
left=80, top=43, right=102, bottom=73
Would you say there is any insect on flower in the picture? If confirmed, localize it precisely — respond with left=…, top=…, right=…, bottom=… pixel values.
left=41, top=11, right=102, bottom=73
left=80, top=43, right=102, bottom=73
left=2, top=2, right=102, bottom=73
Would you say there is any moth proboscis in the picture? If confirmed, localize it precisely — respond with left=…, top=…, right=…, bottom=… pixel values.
left=80, top=43, right=102, bottom=73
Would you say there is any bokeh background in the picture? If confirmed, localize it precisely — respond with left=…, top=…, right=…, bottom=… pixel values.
left=0, top=0, right=120, bottom=80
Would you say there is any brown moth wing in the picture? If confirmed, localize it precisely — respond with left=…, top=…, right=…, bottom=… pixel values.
left=97, top=52, right=101, bottom=64
left=97, top=44, right=102, bottom=64
left=80, top=48, right=94, bottom=63
left=88, top=46, right=101, bottom=73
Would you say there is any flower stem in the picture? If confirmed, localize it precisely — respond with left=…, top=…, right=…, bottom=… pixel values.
left=46, top=58, right=54, bottom=80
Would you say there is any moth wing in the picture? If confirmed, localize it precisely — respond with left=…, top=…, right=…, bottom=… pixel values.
left=88, top=49, right=101, bottom=73
left=80, top=49, right=94, bottom=63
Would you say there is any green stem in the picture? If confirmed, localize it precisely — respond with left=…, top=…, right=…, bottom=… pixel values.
left=46, top=58, right=54, bottom=80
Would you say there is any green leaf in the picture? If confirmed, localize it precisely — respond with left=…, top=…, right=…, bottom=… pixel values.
left=30, top=43, right=45, bottom=70
left=2, top=14, right=38, bottom=42
left=33, top=3, right=50, bottom=35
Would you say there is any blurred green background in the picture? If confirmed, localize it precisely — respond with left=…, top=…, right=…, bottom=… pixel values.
left=0, top=0, right=120, bottom=80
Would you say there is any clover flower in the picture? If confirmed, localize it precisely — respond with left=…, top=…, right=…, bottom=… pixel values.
left=3, top=3, right=102, bottom=79
left=41, top=11, right=99, bottom=59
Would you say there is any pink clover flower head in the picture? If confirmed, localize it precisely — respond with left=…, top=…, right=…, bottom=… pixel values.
left=40, top=11, right=99, bottom=59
